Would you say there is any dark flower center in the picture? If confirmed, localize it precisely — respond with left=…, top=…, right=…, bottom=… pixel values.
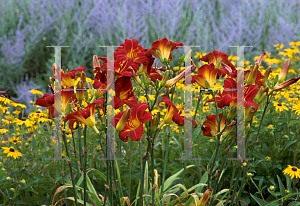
left=9, top=148, right=15, bottom=152
left=13, top=140, right=17, bottom=143
left=292, top=167, right=297, bottom=171
left=277, top=103, right=282, bottom=106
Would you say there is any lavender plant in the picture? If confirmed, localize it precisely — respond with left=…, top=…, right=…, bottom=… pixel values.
left=1, top=0, right=300, bottom=96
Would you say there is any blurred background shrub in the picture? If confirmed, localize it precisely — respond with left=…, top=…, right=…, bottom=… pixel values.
left=0, top=0, right=299, bottom=107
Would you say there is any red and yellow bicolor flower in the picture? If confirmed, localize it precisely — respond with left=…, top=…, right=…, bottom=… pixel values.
left=192, top=63, right=222, bottom=88
left=114, top=76, right=137, bottom=109
left=61, top=66, right=85, bottom=87
left=201, top=114, right=227, bottom=137
left=114, top=39, right=150, bottom=72
left=114, top=56, right=134, bottom=80
left=113, top=103, right=153, bottom=142
left=34, top=94, right=55, bottom=118
left=205, top=78, right=259, bottom=110
left=35, top=86, right=77, bottom=117
left=63, top=98, right=105, bottom=134
left=158, top=96, right=197, bottom=128
left=199, top=50, right=235, bottom=77
left=150, top=37, right=184, bottom=62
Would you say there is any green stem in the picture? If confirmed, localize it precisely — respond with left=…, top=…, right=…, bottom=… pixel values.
left=139, top=138, right=151, bottom=206
left=229, top=167, right=242, bottom=206
left=62, top=124, right=78, bottom=206
left=151, top=139, right=155, bottom=206
left=83, top=125, right=88, bottom=206
left=128, top=140, right=132, bottom=201
left=160, top=127, right=170, bottom=197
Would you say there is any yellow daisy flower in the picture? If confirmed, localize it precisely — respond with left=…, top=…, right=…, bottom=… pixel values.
left=290, top=41, right=300, bottom=47
left=29, top=89, right=43, bottom=96
left=272, top=101, right=289, bottom=113
left=274, top=43, right=284, bottom=49
left=1, top=147, right=22, bottom=159
left=283, top=165, right=300, bottom=179
left=9, top=136, right=22, bottom=144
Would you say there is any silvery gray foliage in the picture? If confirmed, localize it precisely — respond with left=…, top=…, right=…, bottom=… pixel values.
left=9, top=74, right=46, bottom=116
left=0, top=0, right=300, bottom=92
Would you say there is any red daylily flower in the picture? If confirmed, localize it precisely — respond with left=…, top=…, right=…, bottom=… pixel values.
left=34, top=94, right=55, bottom=118
left=63, top=98, right=105, bottom=133
left=138, top=54, right=163, bottom=83
left=158, top=96, right=197, bottom=128
left=61, top=66, right=85, bottom=87
left=114, top=56, right=134, bottom=80
left=192, top=63, right=222, bottom=88
left=114, top=39, right=150, bottom=72
left=93, top=79, right=106, bottom=99
left=198, top=50, right=235, bottom=77
left=35, top=86, right=77, bottom=116
left=150, top=37, right=184, bottom=61
left=201, top=114, right=226, bottom=137
left=114, top=76, right=137, bottom=109
left=205, top=78, right=259, bottom=110
left=113, top=103, right=152, bottom=142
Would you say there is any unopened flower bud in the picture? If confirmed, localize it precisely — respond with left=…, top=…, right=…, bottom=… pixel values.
left=150, top=115, right=159, bottom=136
left=142, top=73, right=149, bottom=88
left=160, top=70, right=170, bottom=89
left=198, top=189, right=211, bottom=206
left=21, top=179, right=26, bottom=184
left=132, top=72, right=143, bottom=87
left=27, top=138, right=32, bottom=143
left=6, top=177, right=11, bottom=181
left=10, top=188, right=15, bottom=192
left=269, top=186, right=275, bottom=191
left=116, top=108, right=131, bottom=133
left=81, top=71, right=86, bottom=87
left=76, top=80, right=85, bottom=103
left=278, top=59, right=290, bottom=84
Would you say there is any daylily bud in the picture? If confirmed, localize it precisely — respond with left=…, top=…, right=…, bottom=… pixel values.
left=150, top=114, right=158, bottom=135
left=278, top=59, right=290, bottom=84
left=76, top=80, right=85, bottom=103
left=198, top=189, right=211, bottom=206
left=132, top=72, right=143, bottom=87
left=156, top=50, right=165, bottom=63
left=142, top=73, right=149, bottom=88
left=116, top=108, right=131, bottom=133
left=93, top=55, right=101, bottom=70
left=84, top=91, right=89, bottom=101
left=257, top=92, right=267, bottom=106
left=81, top=71, right=86, bottom=87
left=253, top=86, right=264, bottom=102
left=263, top=66, right=272, bottom=82
left=160, top=70, right=170, bottom=88
left=88, top=82, right=94, bottom=96
left=246, top=63, right=259, bottom=85
left=227, top=106, right=237, bottom=120
left=273, top=74, right=278, bottom=85
left=273, top=77, right=300, bottom=92
left=155, top=79, right=160, bottom=88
